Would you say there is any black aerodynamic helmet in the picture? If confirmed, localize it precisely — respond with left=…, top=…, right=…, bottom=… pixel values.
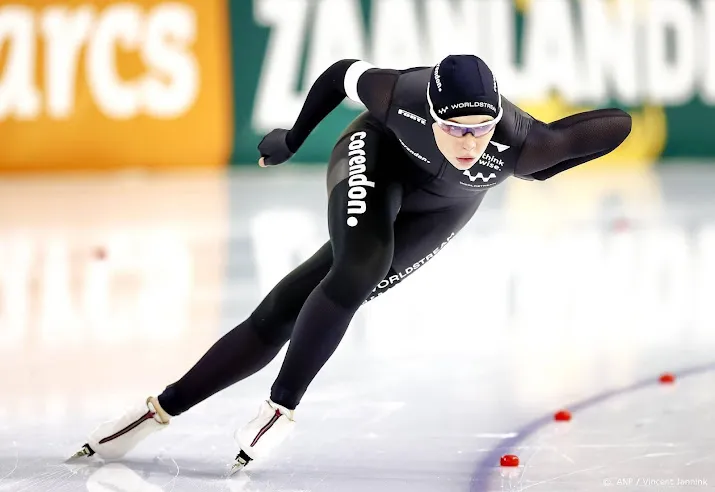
left=427, top=54, right=502, bottom=122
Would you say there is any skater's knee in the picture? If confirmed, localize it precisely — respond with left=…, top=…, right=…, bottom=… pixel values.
left=250, top=289, right=304, bottom=346
left=248, top=310, right=293, bottom=347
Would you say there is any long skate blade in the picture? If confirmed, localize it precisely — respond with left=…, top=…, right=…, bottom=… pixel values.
left=228, top=461, right=245, bottom=476
left=228, top=460, right=248, bottom=477
left=228, top=452, right=251, bottom=477
left=66, top=444, right=93, bottom=461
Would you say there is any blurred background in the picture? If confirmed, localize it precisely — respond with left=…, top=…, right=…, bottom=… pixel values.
left=2, top=1, right=715, bottom=489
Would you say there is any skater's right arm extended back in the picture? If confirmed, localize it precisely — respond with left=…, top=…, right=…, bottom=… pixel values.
left=258, top=59, right=401, bottom=166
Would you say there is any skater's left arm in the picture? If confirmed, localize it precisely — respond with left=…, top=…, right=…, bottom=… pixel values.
left=514, top=109, right=632, bottom=181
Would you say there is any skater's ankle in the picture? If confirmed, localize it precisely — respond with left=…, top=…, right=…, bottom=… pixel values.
left=147, top=396, right=172, bottom=424
left=268, top=399, right=296, bottom=419
left=268, top=388, right=298, bottom=415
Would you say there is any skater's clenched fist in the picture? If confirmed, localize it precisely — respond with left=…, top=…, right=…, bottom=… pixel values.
left=258, top=128, right=294, bottom=167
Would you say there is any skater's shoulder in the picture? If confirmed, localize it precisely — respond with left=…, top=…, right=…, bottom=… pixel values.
left=500, top=96, right=537, bottom=126
left=384, top=67, right=433, bottom=110
left=348, top=63, right=429, bottom=123
left=491, top=96, right=535, bottom=149
left=353, top=63, right=431, bottom=100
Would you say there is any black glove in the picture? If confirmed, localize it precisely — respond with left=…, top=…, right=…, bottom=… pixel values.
left=258, top=128, right=294, bottom=166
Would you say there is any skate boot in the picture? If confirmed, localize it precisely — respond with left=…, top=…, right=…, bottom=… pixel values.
left=230, top=399, right=295, bottom=474
left=70, top=396, right=171, bottom=460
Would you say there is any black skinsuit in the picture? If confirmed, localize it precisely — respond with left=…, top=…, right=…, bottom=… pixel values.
left=157, top=59, right=632, bottom=415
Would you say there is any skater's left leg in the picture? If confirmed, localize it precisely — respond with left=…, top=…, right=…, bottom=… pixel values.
left=268, top=134, right=403, bottom=411
left=269, top=188, right=486, bottom=408
left=230, top=186, right=485, bottom=470
left=232, top=125, right=403, bottom=469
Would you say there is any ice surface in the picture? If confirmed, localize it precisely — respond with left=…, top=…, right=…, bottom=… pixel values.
left=1, top=166, right=714, bottom=491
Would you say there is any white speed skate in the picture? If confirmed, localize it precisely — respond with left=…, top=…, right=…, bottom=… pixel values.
left=230, top=399, right=296, bottom=474
left=70, top=396, right=170, bottom=460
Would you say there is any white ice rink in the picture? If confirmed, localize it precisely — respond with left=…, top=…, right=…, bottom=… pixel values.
left=1, top=164, right=714, bottom=491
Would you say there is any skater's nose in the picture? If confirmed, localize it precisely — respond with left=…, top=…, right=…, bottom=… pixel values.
left=461, top=135, right=478, bottom=150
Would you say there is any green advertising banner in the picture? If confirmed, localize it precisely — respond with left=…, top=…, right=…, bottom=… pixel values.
left=230, top=0, right=715, bottom=166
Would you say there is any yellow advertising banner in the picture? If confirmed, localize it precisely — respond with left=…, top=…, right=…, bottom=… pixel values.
left=0, top=0, right=231, bottom=171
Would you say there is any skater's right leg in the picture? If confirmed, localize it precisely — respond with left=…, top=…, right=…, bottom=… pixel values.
left=73, top=243, right=332, bottom=460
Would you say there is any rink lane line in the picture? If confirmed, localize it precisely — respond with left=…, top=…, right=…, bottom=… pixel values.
left=470, top=361, right=715, bottom=492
